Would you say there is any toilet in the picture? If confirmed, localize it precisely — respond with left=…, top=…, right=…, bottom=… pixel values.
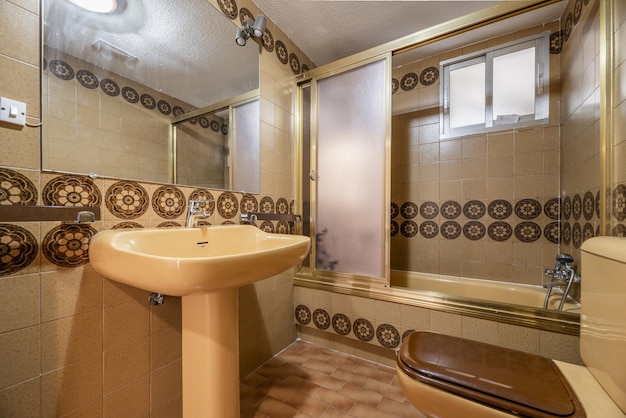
left=396, top=236, right=626, bottom=418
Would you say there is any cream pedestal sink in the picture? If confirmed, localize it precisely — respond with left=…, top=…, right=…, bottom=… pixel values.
left=89, top=225, right=310, bottom=417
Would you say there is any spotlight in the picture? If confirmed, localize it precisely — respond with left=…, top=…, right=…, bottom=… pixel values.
left=235, top=15, right=266, bottom=46
left=252, top=15, right=266, bottom=38
left=235, top=28, right=247, bottom=46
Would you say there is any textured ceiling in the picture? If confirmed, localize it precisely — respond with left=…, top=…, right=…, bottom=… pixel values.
left=251, top=1, right=541, bottom=67
left=43, top=0, right=565, bottom=108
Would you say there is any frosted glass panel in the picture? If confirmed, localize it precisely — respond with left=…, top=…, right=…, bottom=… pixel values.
left=316, top=59, right=386, bottom=278
left=493, top=47, right=535, bottom=119
left=450, top=62, right=485, bottom=128
left=232, top=100, right=260, bottom=193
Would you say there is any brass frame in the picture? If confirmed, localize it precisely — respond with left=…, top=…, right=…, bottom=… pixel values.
left=292, top=0, right=619, bottom=336
left=301, top=53, right=392, bottom=286
left=171, top=89, right=259, bottom=188
left=599, top=0, right=614, bottom=236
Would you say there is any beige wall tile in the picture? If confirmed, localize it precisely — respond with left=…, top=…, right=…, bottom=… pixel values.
left=0, top=273, right=39, bottom=333
left=103, top=335, right=150, bottom=394
left=7, top=0, right=39, bottom=14
left=399, top=304, right=429, bottom=330
left=59, top=399, right=102, bottom=418
left=499, top=323, right=540, bottom=354
left=429, top=311, right=462, bottom=337
left=42, top=355, right=103, bottom=417
left=151, top=296, right=182, bottom=333
left=103, top=300, right=150, bottom=350
left=42, top=310, right=103, bottom=373
left=0, top=377, right=40, bottom=418
left=540, top=331, right=583, bottom=365
left=103, top=376, right=150, bottom=418
left=41, top=267, right=102, bottom=322
left=0, top=326, right=40, bottom=390
left=151, top=393, right=182, bottom=418
left=462, top=317, right=499, bottom=345
left=103, top=278, right=149, bottom=307
left=0, top=54, right=40, bottom=117
left=150, top=326, right=182, bottom=372
left=0, top=122, right=41, bottom=169
left=150, top=359, right=182, bottom=410
left=0, top=1, right=39, bottom=65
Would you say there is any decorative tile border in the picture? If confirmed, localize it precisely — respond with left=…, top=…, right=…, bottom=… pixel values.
left=295, top=305, right=404, bottom=350
left=0, top=168, right=37, bottom=205
left=392, top=197, right=564, bottom=243
left=44, top=55, right=228, bottom=130
left=0, top=224, right=38, bottom=275
left=0, top=169, right=297, bottom=276
left=392, top=24, right=566, bottom=95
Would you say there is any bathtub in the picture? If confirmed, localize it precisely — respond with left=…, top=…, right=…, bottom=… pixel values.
left=390, top=269, right=581, bottom=312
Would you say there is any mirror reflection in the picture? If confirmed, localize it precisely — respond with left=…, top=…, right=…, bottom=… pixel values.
left=389, top=1, right=592, bottom=316
left=42, top=0, right=259, bottom=188
left=173, top=92, right=260, bottom=192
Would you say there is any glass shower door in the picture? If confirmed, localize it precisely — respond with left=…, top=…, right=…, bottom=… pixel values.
left=310, top=57, right=390, bottom=282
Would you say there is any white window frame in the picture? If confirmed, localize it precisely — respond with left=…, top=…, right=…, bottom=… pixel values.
left=440, top=32, right=550, bottom=138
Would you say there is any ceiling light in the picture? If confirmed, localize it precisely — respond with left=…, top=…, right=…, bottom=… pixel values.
left=67, top=0, right=121, bottom=14
left=235, top=15, right=266, bottom=47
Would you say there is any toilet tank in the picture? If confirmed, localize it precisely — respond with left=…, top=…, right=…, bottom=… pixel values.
left=580, top=237, right=626, bottom=414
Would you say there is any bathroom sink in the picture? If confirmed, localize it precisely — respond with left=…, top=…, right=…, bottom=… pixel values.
left=88, top=225, right=310, bottom=296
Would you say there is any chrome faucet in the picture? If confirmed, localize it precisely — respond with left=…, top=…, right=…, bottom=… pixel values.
left=543, top=253, right=581, bottom=310
left=186, top=200, right=213, bottom=228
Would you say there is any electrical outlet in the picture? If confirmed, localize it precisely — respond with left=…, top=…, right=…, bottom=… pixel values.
left=0, top=97, right=26, bottom=127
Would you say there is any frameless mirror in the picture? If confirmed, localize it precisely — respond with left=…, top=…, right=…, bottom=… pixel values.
left=42, top=0, right=260, bottom=190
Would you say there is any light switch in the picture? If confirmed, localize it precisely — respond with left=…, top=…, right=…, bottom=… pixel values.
left=0, top=97, right=27, bottom=127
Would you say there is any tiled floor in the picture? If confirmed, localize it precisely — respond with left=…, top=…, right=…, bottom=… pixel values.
left=240, top=340, right=424, bottom=417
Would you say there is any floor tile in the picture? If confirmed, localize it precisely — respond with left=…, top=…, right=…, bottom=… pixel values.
left=240, top=340, right=421, bottom=417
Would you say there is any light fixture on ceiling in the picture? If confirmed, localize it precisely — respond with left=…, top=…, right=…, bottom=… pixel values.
left=67, top=0, right=122, bottom=14
left=235, top=15, right=266, bottom=47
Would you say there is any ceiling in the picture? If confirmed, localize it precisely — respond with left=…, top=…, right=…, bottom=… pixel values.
left=42, top=0, right=566, bottom=108
left=253, top=0, right=566, bottom=67
left=44, top=0, right=259, bottom=108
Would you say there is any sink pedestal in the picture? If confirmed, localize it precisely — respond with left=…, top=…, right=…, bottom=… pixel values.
left=182, top=288, right=240, bottom=417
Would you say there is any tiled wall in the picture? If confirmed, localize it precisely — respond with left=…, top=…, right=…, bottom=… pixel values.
left=43, top=48, right=172, bottom=183
left=560, top=0, right=602, bottom=263
left=0, top=0, right=313, bottom=415
left=390, top=21, right=563, bottom=286
left=294, top=287, right=583, bottom=367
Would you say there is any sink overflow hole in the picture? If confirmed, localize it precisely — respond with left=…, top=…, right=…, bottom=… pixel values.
left=197, top=241, right=208, bottom=245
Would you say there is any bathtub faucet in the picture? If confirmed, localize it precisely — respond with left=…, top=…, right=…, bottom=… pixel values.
left=543, top=253, right=581, bottom=310
left=186, top=199, right=213, bottom=228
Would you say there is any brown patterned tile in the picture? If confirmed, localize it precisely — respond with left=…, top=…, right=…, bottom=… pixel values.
left=350, top=402, right=398, bottom=418
left=283, top=391, right=328, bottom=417
left=331, top=368, right=369, bottom=387
left=308, top=371, right=346, bottom=392
left=240, top=340, right=417, bottom=417
left=378, top=396, right=424, bottom=417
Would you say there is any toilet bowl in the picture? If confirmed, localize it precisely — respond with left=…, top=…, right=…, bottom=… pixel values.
left=396, top=237, right=626, bottom=418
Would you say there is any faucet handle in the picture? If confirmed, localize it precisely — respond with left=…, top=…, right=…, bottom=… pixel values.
left=556, top=253, right=574, bottom=264
left=189, top=199, right=214, bottom=215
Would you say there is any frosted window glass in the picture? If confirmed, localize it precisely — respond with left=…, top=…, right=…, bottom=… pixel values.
left=316, top=59, right=386, bottom=278
left=450, top=62, right=485, bottom=128
left=493, top=47, right=535, bottom=119
left=232, top=100, right=260, bottom=193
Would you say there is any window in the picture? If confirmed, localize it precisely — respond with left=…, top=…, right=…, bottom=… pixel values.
left=441, top=32, right=549, bottom=137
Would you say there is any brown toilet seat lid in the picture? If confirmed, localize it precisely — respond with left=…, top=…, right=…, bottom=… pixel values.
left=397, top=332, right=585, bottom=418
